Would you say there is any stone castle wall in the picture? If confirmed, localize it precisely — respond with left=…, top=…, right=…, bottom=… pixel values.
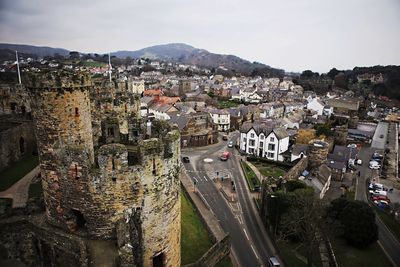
left=23, top=72, right=181, bottom=266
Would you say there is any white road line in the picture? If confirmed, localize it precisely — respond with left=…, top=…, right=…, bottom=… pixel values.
left=251, top=245, right=259, bottom=259
left=243, top=228, right=249, bottom=241
left=193, top=178, right=198, bottom=184
left=204, top=176, right=208, bottom=182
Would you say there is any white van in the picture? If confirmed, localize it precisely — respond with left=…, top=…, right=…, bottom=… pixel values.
left=268, top=256, right=281, bottom=267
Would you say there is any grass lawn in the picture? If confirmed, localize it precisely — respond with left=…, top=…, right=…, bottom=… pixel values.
left=181, top=191, right=213, bottom=265
left=277, top=241, right=308, bottom=267
left=240, top=161, right=260, bottom=191
left=375, top=207, right=400, bottom=241
left=332, top=238, right=392, bottom=267
left=81, top=61, right=107, bottom=67
left=28, top=181, right=43, bottom=199
left=0, top=155, right=39, bottom=191
left=251, top=161, right=287, bottom=178
left=215, top=255, right=234, bottom=267
left=218, top=100, right=240, bottom=109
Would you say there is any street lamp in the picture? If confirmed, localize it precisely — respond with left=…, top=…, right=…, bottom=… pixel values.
left=270, top=194, right=279, bottom=240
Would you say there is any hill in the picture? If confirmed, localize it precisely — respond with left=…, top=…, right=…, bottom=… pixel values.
left=113, top=43, right=284, bottom=76
left=0, top=43, right=69, bottom=59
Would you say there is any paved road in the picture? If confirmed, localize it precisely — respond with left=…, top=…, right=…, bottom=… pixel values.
left=182, top=133, right=277, bottom=267
left=355, top=147, right=400, bottom=267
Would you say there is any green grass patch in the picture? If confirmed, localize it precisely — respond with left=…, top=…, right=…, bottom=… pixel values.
left=240, top=161, right=260, bottom=191
left=332, top=237, right=392, bottom=267
left=215, top=255, right=234, bottom=267
left=375, top=207, right=400, bottom=241
left=181, top=191, right=213, bottom=265
left=218, top=100, right=240, bottom=109
left=0, top=155, right=39, bottom=191
left=81, top=60, right=107, bottom=67
left=251, top=161, right=287, bottom=178
left=277, top=241, right=308, bottom=267
left=28, top=181, right=43, bottom=199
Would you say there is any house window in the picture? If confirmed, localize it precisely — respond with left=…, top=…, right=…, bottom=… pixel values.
left=260, top=135, right=264, bottom=140
left=268, top=144, right=275, bottom=150
left=267, top=152, right=274, bottom=158
left=270, top=137, right=275, bottom=142
left=250, top=133, right=255, bottom=138
left=249, top=148, right=254, bottom=154
left=249, top=140, right=255, bottom=146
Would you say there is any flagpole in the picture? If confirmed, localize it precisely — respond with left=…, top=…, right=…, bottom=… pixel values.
left=108, top=53, right=112, bottom=83
left=16, top=51, right=21, bottom=84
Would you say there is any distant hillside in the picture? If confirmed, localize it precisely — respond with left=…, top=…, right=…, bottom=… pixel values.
left=0, top=43, right=69, bottom=60
left=112, top=43, right=284, bottom=76
left=0, top=42, right=284, bottom=76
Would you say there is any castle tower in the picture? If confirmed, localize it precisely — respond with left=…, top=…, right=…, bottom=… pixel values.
left=27, top=71, right=95, bottom=232
left=24, top=71, right=181, bottom=267
left=308, top=140, right=329, bottom=170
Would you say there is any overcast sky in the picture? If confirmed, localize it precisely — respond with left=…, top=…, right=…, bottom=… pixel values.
left=1, top=0, right=399, bottom=72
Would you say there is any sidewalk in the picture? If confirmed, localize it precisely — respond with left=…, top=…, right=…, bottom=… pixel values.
left=0, top=165, right=40, bottom=208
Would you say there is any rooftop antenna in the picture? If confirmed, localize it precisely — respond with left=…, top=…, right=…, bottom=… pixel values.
left=108, top=52, right=112, bottom=83
left=16, top=51, right=21, bottom=84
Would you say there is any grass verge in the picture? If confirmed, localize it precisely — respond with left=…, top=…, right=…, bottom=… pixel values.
left=181, top=191, right=213, bottom=265
left=251, top=161, right=287, bottom=178
left=240, top=161, right=260, bottom=191
left=0, top=155, right=39, bottom=191
left=332, top=237, right=392, bottom=267
left=215, top=255, right=234, bottom=267
left=375, top=207, right=400, bottom=241
left=277, top=241, right=308, bottom=267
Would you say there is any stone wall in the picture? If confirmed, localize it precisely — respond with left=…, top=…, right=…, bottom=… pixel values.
left=283, top=157, right=308, bottom=181
left=308, top=140, right=329, bottom=171
left=183, top=235, right=230, bottom=267
left=0, top=215, right=90, bottom=267
left=0, top=119, right=36, bottom=171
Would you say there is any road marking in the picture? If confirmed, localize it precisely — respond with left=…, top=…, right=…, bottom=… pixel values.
left=243, top=228, right=249, bottom=241
left=204, top=176, right=208, bottom=182
left=193, top=177, right=198, bottom=184
left=250, top=244, right=259, bottom=259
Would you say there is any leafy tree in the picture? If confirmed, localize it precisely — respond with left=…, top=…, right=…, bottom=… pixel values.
left=300, top=70, right=319, bottom=79
left=315, top=124, right=333, bottom=137
left=328, top=199, right=378, bottom=248
left=334, top=72, right=348, bottom=89
left=296, top=129, right=316, bottom=144
left=327, top=68, right=340, bottom=80
left=285, top=180, right=307, bottom=192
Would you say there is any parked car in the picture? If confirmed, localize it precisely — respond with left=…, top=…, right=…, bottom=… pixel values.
left=374, top=200, right=389, bottom=206
left=228, top=141, right=233, bottom=148
left=372, top=195, right=390, bottom=203
left=369, top=160, right=381, bottom=169
left=220, top=151, right=230, bottom=161
left=372, top=152, right=383, bottom=160
left=268, top=256, right=281, bottom=267
left=356, top=159, right=362, bottom=165
left=182, top=156, right=190, bottom=163
left=347, top=143, right=358, bottom=148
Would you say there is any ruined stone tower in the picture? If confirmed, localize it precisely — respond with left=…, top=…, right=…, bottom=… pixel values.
left=8, top=70, right=181, bottom=267
left=307, top=140, right=329, bottom=171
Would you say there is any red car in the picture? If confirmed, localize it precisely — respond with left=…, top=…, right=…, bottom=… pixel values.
left=372, top=195, right=390, bottom=203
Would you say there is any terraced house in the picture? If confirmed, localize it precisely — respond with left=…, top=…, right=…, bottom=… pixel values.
left=239, top=121, right=289, bottom=161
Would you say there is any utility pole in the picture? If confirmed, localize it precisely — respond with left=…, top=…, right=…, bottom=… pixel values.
left=16, top=51, right=21, bottom=84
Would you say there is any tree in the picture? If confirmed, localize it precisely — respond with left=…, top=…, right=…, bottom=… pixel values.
left=285, top=180, right=308, bottom=192
left=327, top=68, right=340, bottom=80
left=315, top=124, right=333, bottom=137
left=296, top=129, right=316, bottom=144
left=328, top=199, right=378, bottom=248
left=280, top=189, right=325, bottom=267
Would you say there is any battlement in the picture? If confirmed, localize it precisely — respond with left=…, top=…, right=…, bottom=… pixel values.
left=24, top=70, right=92, bottom=89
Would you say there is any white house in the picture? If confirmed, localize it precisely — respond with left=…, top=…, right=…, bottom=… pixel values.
left=239, top=122, right=289, bottom=162
left=131, top=79, right=145, bottom=94
left=323, top=106, right=334, bottom=117
left=307, top=98, right=325, bottom=116
left=208, top=109, right=230, bottom=132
